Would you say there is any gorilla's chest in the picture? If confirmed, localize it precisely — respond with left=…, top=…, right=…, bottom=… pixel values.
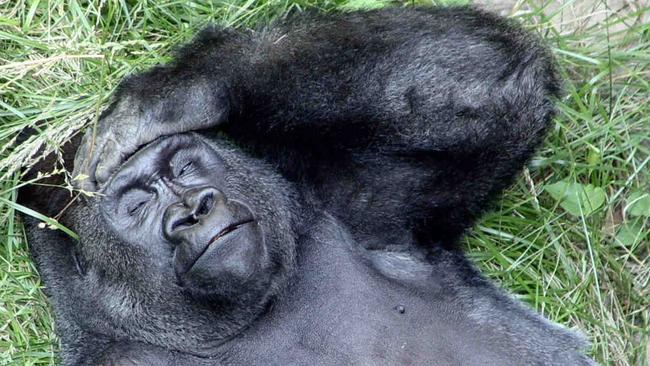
left=219, top=221, right=502, bottom=365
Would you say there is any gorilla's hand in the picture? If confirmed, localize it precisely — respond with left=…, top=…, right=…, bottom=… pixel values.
left=73, top=71, right=230, bottom=192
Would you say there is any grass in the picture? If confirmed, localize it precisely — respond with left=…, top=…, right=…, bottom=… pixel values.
left=0, top=0, right=648, bottom=365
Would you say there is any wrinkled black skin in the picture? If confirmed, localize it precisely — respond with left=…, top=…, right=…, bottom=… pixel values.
left=20, top=6, right=597, bottom=366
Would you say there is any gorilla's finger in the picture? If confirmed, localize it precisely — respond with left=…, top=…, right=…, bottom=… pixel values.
left=72, top=129, right=100, bottom=192
left=95, top=138, right=126, bottom=187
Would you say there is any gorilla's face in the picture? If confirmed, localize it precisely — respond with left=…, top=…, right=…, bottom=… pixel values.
left=67, top=134, right=298, bottom=355
left=102, top=134, right=268, bottom=299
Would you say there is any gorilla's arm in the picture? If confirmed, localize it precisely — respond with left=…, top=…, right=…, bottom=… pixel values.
left=74, top=6, right=559, bottom=246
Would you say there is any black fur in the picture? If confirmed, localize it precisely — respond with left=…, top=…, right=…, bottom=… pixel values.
left=20, top=6, right=596, bottom=366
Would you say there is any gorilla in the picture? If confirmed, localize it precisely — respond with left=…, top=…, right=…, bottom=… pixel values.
left=19, top=6, right=596, bottom=366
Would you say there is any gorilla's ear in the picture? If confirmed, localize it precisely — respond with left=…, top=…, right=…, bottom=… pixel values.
left=17, top=131, right=83, bottom=217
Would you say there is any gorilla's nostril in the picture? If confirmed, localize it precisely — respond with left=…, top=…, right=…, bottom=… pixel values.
left=171, top=215, right=199, bottom=233
left=166, top=188, right=221, bottom=238
left=196, top=193, right=214, bottom=217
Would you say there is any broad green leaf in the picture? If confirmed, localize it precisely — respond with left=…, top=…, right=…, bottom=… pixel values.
left=586, top=148, right=601, bottom=165
left=626, top=191, right=650, bottom=217
left=544, top=180, right=606, bottom=217
left=615, top=221, right=646, bottom=247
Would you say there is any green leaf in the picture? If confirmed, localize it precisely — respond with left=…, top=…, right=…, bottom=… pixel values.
left=586, top=148, right=601, bottom=165
left=626, top=191, right=650, bottom=217
left=615, top=221, right=646, bottom=247
left=544, top=180, right=606, bottom=217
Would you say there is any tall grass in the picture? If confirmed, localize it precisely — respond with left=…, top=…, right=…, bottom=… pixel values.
left=1, top=0, right=648, bottom=365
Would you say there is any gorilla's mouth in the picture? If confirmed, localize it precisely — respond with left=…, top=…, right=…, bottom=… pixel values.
left=207, top=218, right=255, bottom=247
left=184, top=217, right=257, bottom=266
left=183, top=217, right=256, bottom=271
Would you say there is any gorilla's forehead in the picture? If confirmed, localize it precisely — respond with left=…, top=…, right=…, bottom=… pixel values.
left=101, top=133, right=219, bottom=194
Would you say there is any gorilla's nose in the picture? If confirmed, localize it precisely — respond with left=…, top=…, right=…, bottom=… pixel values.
left=163, top=187, right=225, bottom=241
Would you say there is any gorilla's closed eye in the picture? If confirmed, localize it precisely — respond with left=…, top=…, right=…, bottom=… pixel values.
left=128, top=200, right=148, bottom=215
left=122, top=189, right=153, bottom=216
left=170, top=149, right=197, bottom=178
left=177, top=161, right=193, bottom=177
